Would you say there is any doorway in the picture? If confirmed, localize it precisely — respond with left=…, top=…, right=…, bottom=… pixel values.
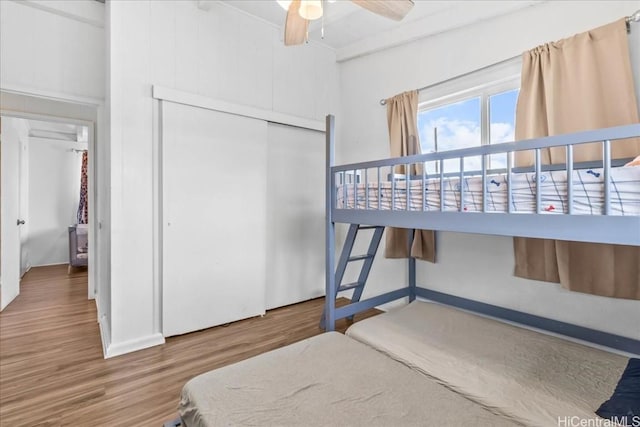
left=1, top=113, right=96, bottom=310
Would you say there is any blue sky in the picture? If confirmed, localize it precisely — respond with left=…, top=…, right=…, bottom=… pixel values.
left=417, top=89, right=518, bottom=172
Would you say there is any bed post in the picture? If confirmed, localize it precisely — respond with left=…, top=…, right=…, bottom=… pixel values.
left=325, top=115, right=336, bottom=331
left=408, top=231, right=416, bottom=302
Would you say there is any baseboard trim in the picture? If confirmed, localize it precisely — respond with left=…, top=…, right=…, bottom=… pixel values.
left=20, top=264, right=31, bottom=278
left=29, top=262, right=68, bottom=268
left=104, top=333, right=165, bottom=359
left=98, top=312, right=111, bottom=358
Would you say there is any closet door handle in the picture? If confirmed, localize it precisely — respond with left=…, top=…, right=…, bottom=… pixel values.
left=17, top=219, right=25, bottom=225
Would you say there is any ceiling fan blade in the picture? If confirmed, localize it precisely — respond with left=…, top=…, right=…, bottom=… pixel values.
left=284, top=0, right=309, bottom=46
left=350, top=0, right=415, bottom=21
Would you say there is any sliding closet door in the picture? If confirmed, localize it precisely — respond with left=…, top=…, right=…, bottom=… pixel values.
left=162, top=103, right=267, bottom=337
left=266, top=123, right=324, bottom=309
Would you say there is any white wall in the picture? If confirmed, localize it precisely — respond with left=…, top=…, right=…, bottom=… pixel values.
left=338, top=0, right=640, bottom=339
left=107, top=0, right=339, bottom=355
left=0, top=0, right=105, bottom=101
left=26, top=137, right=84, bottom=267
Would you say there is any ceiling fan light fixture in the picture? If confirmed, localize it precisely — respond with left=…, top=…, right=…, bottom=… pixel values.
left=276, top=0, right=291, bottom=11
left=298, top=0, right=322, bottom=20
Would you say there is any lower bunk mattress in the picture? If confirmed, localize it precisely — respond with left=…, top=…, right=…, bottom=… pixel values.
left=178, top=331, right=518, bottom=426
left=346, top=301, right=631, bottom=427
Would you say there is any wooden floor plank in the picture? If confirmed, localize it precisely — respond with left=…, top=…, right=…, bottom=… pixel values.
left=0, top=265, right=379, bottom=426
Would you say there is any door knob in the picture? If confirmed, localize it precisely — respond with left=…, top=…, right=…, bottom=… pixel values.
left=17, top=219, right=25, bottom=225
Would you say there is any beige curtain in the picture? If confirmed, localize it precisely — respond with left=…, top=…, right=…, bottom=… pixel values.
left=384, top=90, right=436, bottom=262
left=514, top=18, right=640, bottom=299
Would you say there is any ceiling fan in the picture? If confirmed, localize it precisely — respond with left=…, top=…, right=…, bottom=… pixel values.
left=278, top=0, right=415, bottom=46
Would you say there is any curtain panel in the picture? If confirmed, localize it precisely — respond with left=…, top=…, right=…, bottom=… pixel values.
left=513, top=18, right=640, bottom=299
left=385, top=90, right=436, bottom=262
left=77, top=151, right=89, bottom=225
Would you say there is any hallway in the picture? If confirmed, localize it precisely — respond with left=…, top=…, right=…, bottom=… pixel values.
left=0, top=265, right=103, bottom=425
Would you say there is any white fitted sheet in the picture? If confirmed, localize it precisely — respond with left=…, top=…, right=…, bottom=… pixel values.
left=337, top=165, right=640, bottom=215
left=346, top=301, right=630, bottom=427
left=179, top=332, right=519, bottom=427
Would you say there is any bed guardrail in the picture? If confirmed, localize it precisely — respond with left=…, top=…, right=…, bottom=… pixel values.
left=328, top=118, right=640, bottom=246
left=324, top=115, right=639, bottom=344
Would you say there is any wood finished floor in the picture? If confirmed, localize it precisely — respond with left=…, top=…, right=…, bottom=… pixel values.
left=0, top=265, right=379, bottom=427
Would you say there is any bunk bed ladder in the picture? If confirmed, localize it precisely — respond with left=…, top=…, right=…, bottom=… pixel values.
left=321, top=224, right=385, bottom=327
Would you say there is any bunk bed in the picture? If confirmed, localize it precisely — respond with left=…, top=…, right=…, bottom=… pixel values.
left=174, top=116, right=639, bottom=427
left=323, top=114, right=640, bottom=354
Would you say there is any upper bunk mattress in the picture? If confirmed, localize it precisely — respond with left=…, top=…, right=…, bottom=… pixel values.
left=179, top=331, right=518, bottom=427
left=337, top=164, right=640, bottom=215
left=345, top=301, right=631, bottom=427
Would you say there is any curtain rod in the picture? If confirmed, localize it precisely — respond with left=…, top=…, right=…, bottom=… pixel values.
left=627, top=9, right=640, bottom=32
left=380, top=11, right=640, bottom=107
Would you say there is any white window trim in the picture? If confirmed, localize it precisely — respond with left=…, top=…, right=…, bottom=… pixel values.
left=419, top=57, right=521, bottom=138
left=419, top=76, right=520, bottom=112
left=417, top=57, right=522, bottom=171
left=418, top=57, right=522, bottom=109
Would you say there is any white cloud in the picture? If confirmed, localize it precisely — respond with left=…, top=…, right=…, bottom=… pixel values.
left=419, top=118, right=515, bottom=173
left=420, top=118, right=480, bottom=151
left=490, top=122, right=515, bottom=143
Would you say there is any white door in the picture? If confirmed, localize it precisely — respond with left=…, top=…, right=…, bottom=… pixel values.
left=266, top=123, right=325, bottom=309
left=1, top=118, right=22, bottom=311
left=162, top=103, right=267, bottom=337
left=18, top=132, right=29, bottom=277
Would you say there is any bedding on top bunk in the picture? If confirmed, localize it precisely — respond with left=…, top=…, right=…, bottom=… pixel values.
left=345, top=301, right=631, bottom=427
left=337, top=164, right=640, bottom=215
left=179, top=332, right=519, bottom=427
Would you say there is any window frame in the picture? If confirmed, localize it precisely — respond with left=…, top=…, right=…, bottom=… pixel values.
left=417, top=58, right=522, bottom=168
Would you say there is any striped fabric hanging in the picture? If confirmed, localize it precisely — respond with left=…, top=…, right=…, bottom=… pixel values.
left=77, top=151, right=88, bottom=224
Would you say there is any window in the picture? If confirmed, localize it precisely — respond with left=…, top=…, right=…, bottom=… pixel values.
left=418, top=96, right=482, bottom=173
left=488, top=88, right=519, bottom=169
left=417, top=59, right=521, bottom=174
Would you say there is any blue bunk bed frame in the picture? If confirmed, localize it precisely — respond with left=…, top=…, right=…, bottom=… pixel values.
left=323, top=115, right=640, bottom=354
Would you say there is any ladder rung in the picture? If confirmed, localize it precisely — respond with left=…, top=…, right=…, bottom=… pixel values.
left=358, top=225, right=382, bottom=230
left=348, top=254, right=374, bottom=262
left=338, top=282, right=363, bottom=292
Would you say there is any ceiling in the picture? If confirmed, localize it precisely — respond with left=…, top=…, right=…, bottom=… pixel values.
left=218, top=0, right=544, bottom=61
